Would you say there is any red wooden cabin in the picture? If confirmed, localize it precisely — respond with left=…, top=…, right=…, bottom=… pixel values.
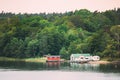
left=46, top=55, right=60, bottom=62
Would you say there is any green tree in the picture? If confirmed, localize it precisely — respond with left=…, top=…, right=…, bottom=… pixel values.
left=3, top=38, right=25, bottom=58
left=59, top=47, right=69, bottom=59
left=88, top=31, right=109, bottom=55
left=110, top=25, right=120, bottom=57
left=26, top=39, right=39, bottom=57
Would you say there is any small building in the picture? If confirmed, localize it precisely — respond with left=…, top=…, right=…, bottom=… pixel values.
left=70, top=53, right=91, bottom=63
left=46, top=55, right=60, bottom=62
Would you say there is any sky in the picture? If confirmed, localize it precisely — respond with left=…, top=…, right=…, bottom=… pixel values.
left=0, top=0, right=120, bottom=13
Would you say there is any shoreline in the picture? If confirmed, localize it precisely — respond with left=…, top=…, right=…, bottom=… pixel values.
left=88, top=61, right=110, bottom=64
left=88, top=60, right=120, bottom=64
left=0, top=57, right=120, bottom=64
left=0, top=57, right=47, bottom=63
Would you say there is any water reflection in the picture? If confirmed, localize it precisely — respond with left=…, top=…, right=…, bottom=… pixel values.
left=70, top=63, right=100, bottom=71
left=0, top=61, right=120, bottom=80
left=46, top=62, right=60, bottom=70
left=0, top=61, right=120, bottom=73
left=99, top=63, right=120, bottom=73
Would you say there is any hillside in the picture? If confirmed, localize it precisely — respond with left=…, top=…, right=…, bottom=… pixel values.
left=0, top=9, right=120, bottom=59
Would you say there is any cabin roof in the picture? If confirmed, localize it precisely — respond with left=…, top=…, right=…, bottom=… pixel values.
left=71, top=53, right=90, bottom=58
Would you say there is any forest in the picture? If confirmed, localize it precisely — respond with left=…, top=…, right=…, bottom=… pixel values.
left=0, top=8, right=120, bottom=59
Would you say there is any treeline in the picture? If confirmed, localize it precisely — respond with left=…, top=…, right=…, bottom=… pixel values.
left=0, top=9, right=120, bottom=59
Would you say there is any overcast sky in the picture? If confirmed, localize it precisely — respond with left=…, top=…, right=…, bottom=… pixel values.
left=0, top=0, right=120, bottom=13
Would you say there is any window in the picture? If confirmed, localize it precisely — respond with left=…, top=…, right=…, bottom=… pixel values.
left=85, top=57, right=89, bottom=59
left=81, top=57, right=83, bottom=59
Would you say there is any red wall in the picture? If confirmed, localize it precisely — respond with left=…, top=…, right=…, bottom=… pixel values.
left=47, top=56, right=60, bottom=61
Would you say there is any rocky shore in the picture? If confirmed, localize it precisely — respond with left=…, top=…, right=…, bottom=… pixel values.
left=88, top=61, right=110, bottom=64
left=88, top=60, right=120, bottom=64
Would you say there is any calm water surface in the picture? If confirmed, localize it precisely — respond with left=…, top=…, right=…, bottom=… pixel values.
left=0, top=61, right=120, bottom=80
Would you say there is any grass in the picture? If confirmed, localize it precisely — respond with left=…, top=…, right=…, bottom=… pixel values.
left=0, top=57, right=47, bottom=63
left=24, top=57, right=47, bottom=63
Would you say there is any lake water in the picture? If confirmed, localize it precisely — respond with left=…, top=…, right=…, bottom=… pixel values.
left=0, top=61, right=120, bottom=80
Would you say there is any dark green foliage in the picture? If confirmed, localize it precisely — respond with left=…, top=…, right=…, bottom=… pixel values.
left=0, top=8, right=120, bottom=59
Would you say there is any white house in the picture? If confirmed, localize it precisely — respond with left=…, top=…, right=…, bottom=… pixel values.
left=70, top=53, right=91, bottom=62
left=70, top=54, right=100, bottom=63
